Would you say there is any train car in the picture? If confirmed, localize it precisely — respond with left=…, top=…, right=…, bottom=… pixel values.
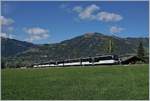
left=93, top=55, right=119, bottom=65
left=33, top=55, right=120, bottom=68
left=49, top=61, right=57, bottom=67
left=57, top=61, right=64, bottom=66
left=63, top=58, right=81, bottom=66
left=33, top=61, right=56, bottom=67
left=81, top=57, right=93, bottom=66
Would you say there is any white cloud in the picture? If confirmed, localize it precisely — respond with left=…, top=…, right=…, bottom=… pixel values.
left=7, top=27, right=14, bottom=32
left=1, top=16, right=15, bottom=39
left=1, top=32, right=7, bottom=38
left=97, top=11, right=123, bottom=22
left=73, top=6, right=83, bottom=13
left=110, top=26, right=124, bottom=34
left=0, top=32, right=14, bottom=39
left=24, top=27, right=49, bottom=42
left=0, top=16, right=14, bottom=26
left=73, top=4, right=100, bottom=20
left=73, top=4, right=123, bottom=22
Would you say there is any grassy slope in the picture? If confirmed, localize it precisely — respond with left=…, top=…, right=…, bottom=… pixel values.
left=1, top=64, right=149, bottom=100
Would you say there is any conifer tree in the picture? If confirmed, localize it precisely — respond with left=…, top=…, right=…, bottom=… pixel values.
left=137, top=41, right=145, bottom=60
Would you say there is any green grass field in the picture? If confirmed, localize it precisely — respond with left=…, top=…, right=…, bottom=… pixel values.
left=1, top=64, right=149, bottom=100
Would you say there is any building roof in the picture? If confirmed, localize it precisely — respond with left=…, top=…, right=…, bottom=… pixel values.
left=121, top=55, right=142, bottom=64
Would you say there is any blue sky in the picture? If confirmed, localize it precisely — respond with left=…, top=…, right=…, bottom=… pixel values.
left=1, top=1, right=149, bottom=44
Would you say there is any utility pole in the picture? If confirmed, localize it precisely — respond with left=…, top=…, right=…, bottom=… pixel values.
left=108, top=37, right=113, bottom=54
left=109, top=38, right=111, bottom=53
left=108, top=32, right=115, bottom=54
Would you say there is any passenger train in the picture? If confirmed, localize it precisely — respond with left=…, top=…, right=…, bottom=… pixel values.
left=33, top=55, right=120, bottom=68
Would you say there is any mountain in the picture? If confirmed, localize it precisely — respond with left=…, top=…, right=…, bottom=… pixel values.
left=1, top=37, right=37, bottom=57
left=1, top=32, right=149, bottom=67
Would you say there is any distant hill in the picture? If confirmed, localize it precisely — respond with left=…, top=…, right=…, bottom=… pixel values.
left=1, top=37, right=37, bottom=57
left=1, top=32, right=149, bottom=66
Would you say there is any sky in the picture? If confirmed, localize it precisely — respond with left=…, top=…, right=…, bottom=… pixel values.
left=1, top=1, right=149, bottom=44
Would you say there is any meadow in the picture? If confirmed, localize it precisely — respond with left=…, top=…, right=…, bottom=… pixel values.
left=1, top=64, right=149, bottom=100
